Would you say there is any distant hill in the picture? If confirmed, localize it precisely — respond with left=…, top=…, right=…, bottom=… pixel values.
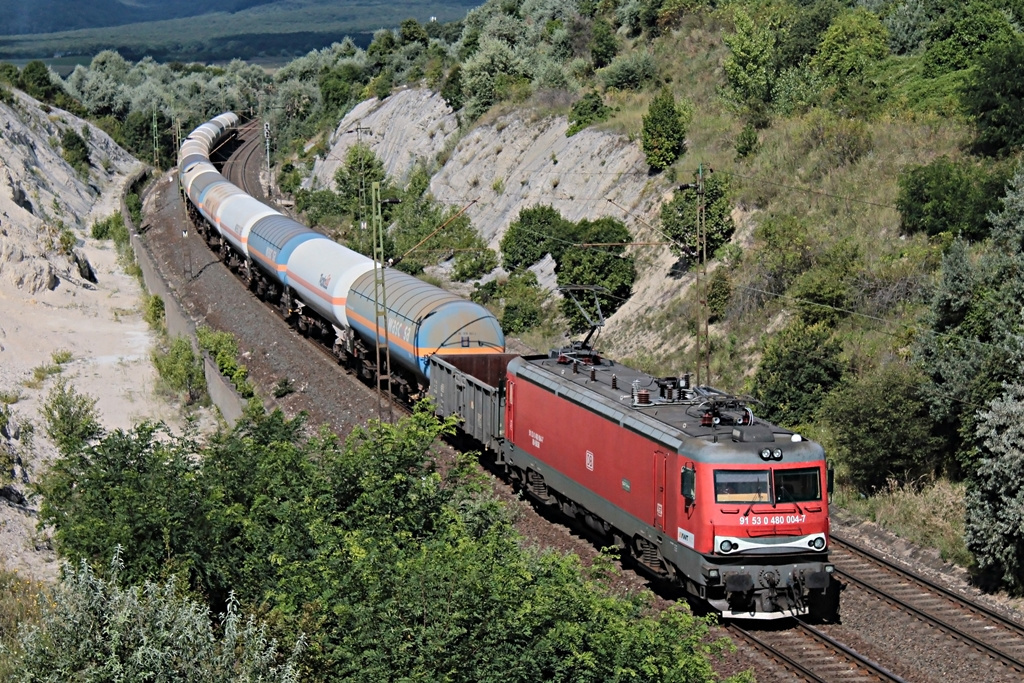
left=0, top=1, right=291, bottom=36
left=0, top=0, right=479, bottom=62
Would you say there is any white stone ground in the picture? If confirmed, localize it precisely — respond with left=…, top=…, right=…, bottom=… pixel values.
left=0, top=93, right=183, bottom=581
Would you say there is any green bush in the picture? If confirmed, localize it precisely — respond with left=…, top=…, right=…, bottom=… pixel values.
left=5, top=561, right=301, bottom=682
left=735, top=123, right=759, bottom=159
left=962, top=33, right=1024, bottom=157
left=142, top=293, right=165, bottom=330
left=567, top=91, right=610, bottom=136
left=556, top=217, right=636, bottom=333
left=660, top=172, right=734, bottom=260
left=752, top=321, right=844, bottom=428
left=821, top=363, right=946, bottom=491
left=598, top=50, right=655, bottom=90
left=41, top=378, right=101, bottom=456
left=125, top=193, right=142, bottom=228
left=897, top=156, right=1012, bottom=241
left=706, top=268, right=732, bottom=323
left=153, top=337, right=206, bottom=406
left=965, top=380, right=1024, bottom=593
left=500, top=205, right=574, bottom=270
left=197, top=326, right=252, bottom=398
left=61, top=128, right=90, bottom=173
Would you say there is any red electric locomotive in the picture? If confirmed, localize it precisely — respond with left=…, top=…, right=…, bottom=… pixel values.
left=430, top=343, right=839, bottom=621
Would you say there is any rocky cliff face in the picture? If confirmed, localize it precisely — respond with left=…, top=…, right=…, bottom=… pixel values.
left=310, top=87, right=687, bottom=356
left=0, top=91, right=139, bottom=294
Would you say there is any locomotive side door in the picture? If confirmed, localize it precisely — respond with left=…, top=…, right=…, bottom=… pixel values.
left=654, top=450, right=668, bottom=531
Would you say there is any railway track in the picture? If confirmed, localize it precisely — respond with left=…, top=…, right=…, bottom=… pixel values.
left=220, top=118, right=265, bottom=199
left=728, top=621, right=905, bottom=682
left=830, top=533, right=1024, bottom=680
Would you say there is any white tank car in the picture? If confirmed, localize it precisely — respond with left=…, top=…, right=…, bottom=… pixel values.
left=285, top=238, right=375, bottom=328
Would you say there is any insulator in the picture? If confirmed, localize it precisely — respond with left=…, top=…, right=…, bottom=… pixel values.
left=611, top=374, right=618, bottom=390
left=573, top=361, right=579, bottom=374
left=590, top=366, right=596, bottom=382
left=682, top=373, right=691, bottom=390
left=636, top=389, right=650, bottom=405
left=701, top=411, right=713, bottom=427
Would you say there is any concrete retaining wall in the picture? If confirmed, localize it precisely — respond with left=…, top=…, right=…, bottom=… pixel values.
left=126, top=169, right=248, bottom=427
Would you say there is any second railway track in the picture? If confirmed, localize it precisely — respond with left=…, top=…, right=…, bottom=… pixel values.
left=830, top=532, right=1024, bottom=680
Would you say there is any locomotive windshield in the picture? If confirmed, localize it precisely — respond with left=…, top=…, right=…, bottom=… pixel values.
left=714, top=470, right=770, bottom=503
left=775, top=467, right=821, bottom=503
left=714, top=467, right=822, bottom=504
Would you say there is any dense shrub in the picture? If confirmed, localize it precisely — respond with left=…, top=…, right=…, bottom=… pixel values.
left=897, top=156, right=1011, bottom=240
left=5, top=561, right=301, bottom=682
left=153, top=337, right=207, bottom=406
left=821, top=364, right=946, bottom=491
left=598, top=50, right=655, bottom=90
left=41, top=378, right=101, bottom=456
left=752, top=321, right=844, bottom=428
left=500, top=205, right=574, bottom=270
left=556, top=217, right=636, bottom=332
left=660, top=172, right=734, bottom=260
left=963, top=33, right=1024, bottom=157
left=810, top=8, right=889, bottom=96
left=566, top=91, right=610, bottom=136
left=60, top=127, right=90, bottom=173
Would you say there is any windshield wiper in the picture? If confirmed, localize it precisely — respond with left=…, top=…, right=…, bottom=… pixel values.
left=743, top=482, right=765, bottom=517
left=777, top=485, right=804, bottom=514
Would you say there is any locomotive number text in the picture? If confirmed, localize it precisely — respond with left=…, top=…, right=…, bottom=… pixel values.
left=739, top=514, right=806, bottom=525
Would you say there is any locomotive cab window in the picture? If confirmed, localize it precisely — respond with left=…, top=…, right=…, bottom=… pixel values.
left=774, top=467, right=821, bottom=503
left=714, top=470, right=770, bottom=503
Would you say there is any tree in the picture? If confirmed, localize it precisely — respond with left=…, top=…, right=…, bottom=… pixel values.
left=567, top=91, right=610, bottom=136
left=723, top=8, right=780, bottom=111
left=964, top=380, right=1024, bottom=593
left=752, top=321, right=844, bottom=428
left=556, top=217, right=636, bottom=332
left=41, top=378, right=101, bottom=456
left=589, top=18, right=618, bottom=68
left=500, top=205, right=574, bottom=270
left=400, top=18, right=430, bottom=46
left=9, top=559, right=301, bottom=682
left=333, top=143, right=392, bottom=218
left=60, top=127, right=90, bottom=172
left=641, top=87, right=692, bottom=171
left=660, top=172, right=734, bottom=259
left=917, top=167, right=1024, bottom=467
left=962, top=33, right=1024, bottom=157
left=810, top=8, right=889, bottom=94
left=821, top=364, right=947, bottom=491
left=922, top=2, right=1013, bottom=78
left=19, top=60, right=59, bottom=101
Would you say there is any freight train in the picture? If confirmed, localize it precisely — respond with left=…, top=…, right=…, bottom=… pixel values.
left=178, top=112, right=840, bottom=621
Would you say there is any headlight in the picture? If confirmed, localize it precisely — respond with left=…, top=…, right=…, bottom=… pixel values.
left=759, top=448, right=771, bottom=460
left=720, top=540, right=734, bottom=552
left=707, top=569, right=720, bottom=581
left=812, top=537, right=825, bottom=549
left=772, top=448, right=783, bottom=460
left=825, top=564, right=835, bottom=573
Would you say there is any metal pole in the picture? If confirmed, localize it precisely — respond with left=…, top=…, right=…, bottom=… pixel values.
left=371, top=181, right=393, bottom=424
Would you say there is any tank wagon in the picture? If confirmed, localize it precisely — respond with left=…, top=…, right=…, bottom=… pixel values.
left=178, top=113, right=504, bottom=394
left=178, top=113, right=838, bottom=620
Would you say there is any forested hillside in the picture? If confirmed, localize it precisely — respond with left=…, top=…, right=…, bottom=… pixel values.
left=3, top=0, right=1024, bottom=677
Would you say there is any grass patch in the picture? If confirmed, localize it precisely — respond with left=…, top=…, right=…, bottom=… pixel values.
left=0, top=563, right=44, bottom=679
left=833, top=478, right=971, bottom=567
left=0, top=390, right=22, bottom=405
left=51, top=349, right=73, bottom=365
